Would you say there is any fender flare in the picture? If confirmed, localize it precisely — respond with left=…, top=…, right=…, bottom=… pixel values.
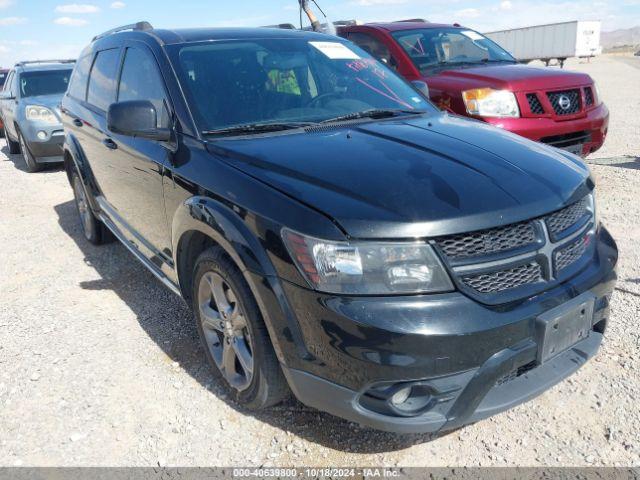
left=63, top=132, right=102, bottom=212
left=172, top=196, right=311, bottom=362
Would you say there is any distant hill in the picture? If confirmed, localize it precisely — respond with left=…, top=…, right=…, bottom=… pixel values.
left=602, top=26, right=640, bottom=52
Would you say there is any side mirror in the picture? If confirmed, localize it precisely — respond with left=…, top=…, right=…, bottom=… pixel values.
left=107, top=100, right=171, bottom=142
left=0, top=91, right=15, bottom=100
left=411, top=80, right=430, bottom=100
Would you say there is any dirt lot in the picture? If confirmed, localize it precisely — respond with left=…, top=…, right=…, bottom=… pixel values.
left=0, top=55, right=639, bottom=467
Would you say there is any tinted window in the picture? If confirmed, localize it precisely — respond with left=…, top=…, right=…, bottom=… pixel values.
left=68, top=54, right=93, bottom=100
left=392, top=28, right=515, bottom=74
left=118, top=47, right=169, bottom=127
left=348, top=32, right=394, bottom=67
left=169, top=39, right=435, bottom=132
left=0, top=71, right=7, bottom=89
left=87, top=48, right=121, bottom=111
left=19, top=70, right=72, bottom=98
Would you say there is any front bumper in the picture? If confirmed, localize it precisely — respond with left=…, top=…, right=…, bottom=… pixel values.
left=284, top=332, right=602, bottom=433
left=20, top=121, right=65, bottom=161
left=483, top=104, right=609, bottom=157
left=277, top=226, right=617, bottom=433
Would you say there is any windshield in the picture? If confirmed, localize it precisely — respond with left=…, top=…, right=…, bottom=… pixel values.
left=392, top=28, right=516, bottom=74
left=0, top=71, right=7, bottom=89
left=168, top=38, right=435, bottom=133
left=19, top=69, right=72, bottom=98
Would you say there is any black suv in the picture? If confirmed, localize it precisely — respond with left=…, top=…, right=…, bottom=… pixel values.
left=61, top=22, right=618, bottom=433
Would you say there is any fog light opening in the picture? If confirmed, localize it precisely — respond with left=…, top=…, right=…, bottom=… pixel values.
left=390, top=387, right=412, bottom=407
left=37, top=131, right=47, bottom=140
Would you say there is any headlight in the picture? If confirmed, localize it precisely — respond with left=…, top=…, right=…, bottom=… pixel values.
left=282, top=229, right=454, bottom=295
left=26, top=105, right=58, bottom=124
left=462, top=88, right=520, bottom=118
left=592, top=82, right=602, bottom=106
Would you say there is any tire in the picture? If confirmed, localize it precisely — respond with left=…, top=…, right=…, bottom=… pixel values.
left=70, top=171, right=113, bottom=245
left=4, top=126, right=20, bottom=154
left=17, top=130, right=41, bottom=173
left=193, top=246, right=289, bottom=409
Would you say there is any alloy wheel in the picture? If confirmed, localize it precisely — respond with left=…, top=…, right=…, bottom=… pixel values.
left=198, top=271, right=254, bottom=392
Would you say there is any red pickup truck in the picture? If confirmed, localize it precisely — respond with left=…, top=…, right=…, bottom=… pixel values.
left=338, top=21, right=609, bottom=156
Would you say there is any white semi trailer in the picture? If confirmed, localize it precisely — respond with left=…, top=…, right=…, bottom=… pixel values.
left=485, top=21, right=602, bottom=68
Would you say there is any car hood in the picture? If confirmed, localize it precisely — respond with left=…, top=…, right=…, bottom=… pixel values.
left=429, top=64, right=593, bottom=92
left=208, top=113, right=593, bottom=239
left=22, top=94, right=64, bottom=116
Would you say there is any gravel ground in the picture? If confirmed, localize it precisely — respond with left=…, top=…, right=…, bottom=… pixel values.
left=0, top=55, right=638, bottom=467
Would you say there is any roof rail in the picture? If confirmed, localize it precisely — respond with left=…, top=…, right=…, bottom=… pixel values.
left=262, top=23, right=297, bottom=30
left=333, top=19, right=361, bottom=27
left=92, top=21, right=153, bottom=41
left=15, top=59, right=76, bottom=67
left=393, top=18, right=429, bottom=23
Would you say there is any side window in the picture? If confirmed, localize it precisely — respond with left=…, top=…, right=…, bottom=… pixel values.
left=87, top=48, right=121, bottom=112
left=348, top=32, right=395, bottom=68
left=68, top=54, right=93, bottom=100
left=118, top=47, right=169, bottom=128
left=3, top=71, right=13, bottom=92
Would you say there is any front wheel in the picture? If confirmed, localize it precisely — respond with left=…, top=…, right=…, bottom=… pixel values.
left=193, top=247, right=288, bottom=409
left=18, top=131, right=41, bottom=173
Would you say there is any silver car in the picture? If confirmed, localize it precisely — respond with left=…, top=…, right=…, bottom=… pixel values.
left=0, top=60, right=74, bottom=172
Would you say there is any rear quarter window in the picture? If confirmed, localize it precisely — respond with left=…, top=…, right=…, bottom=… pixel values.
left=87, top=48, right=121, bottom=111
left=68, top=54, right=93, bottom=101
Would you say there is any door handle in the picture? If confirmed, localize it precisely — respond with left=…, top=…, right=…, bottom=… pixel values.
left=102, top=138, right=118, bottom=150
left=73, top=119, right=83, bottom=127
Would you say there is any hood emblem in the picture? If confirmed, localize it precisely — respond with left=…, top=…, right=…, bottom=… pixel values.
left=558, top=95, right=572, bottom=111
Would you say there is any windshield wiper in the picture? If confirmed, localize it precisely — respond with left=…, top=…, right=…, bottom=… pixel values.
left=320, top=109, right=426, bottom=124
left=203, top=122, right=314, bottom=137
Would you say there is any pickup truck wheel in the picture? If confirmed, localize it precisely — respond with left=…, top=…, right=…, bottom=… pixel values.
left=18, top=131, right=41, bottom=173
left=4, top=126, right=21, bottom=155
left=193, top=247, right=288, bottom=409
left=71, top=172, right=112, bottom=245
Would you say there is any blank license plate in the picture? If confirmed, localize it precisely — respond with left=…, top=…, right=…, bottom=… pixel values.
left=536, top=294, right=595, bottom=364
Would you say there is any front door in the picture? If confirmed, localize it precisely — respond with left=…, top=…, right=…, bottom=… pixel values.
left=104, top=44, right=173, bottom=269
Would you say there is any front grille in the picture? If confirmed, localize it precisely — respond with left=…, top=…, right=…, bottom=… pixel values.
left=435, top=222, right=537, bottom=260
left=585, top=87, right=594, bottom=106
left=547, top=89, right=581, bottom=116
left=461, top=262, right=543, bottom=294
left=437, top=195, right=594, bottom=301
left=526, top=93, right=545, bottom=115
left=555, top=234, right=590, bottom=272
left=545, top=197, right=591, bottom=241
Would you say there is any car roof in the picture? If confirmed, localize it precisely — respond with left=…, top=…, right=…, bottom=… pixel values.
left=91, top=26, right=338, bottom=50
left=349, top=22, right=463, bottom=32
left=14, top=63, right=75, bottom=73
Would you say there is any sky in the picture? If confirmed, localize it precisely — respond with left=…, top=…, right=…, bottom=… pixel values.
left=1, top=0, right=639, bottom=67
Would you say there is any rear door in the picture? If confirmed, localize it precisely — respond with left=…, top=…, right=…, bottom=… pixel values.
left=82, top=47, right=122, bottom=203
